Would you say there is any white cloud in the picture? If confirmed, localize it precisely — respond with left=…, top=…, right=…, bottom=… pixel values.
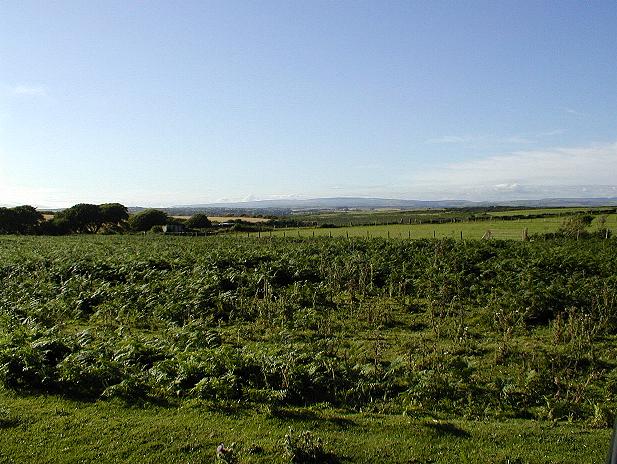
left=538, top=129, right=565, bottom=137
left=493, top=183, right=520, bottom=191
left=425, top=135, right=481, bottom=144
left=500, top=136, right=535, bottom=144
left=563, top=107, right=585, bottom=117
left=242, top=194, right=259, bottom=202
left=407, top=141, right=617, bottom=199
left=212, top=193, right=309, bottom=204
left=353, top=163, right=384, bottom=170
left=0, top=181, right=71, bottom=208
left=425, top=129, right=565, bottom=146
left=11, top=85, right=47, bottom=97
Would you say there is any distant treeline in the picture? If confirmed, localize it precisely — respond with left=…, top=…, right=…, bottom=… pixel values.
left=2, top=203, right=615, bottom=236
left=153, top=207, right=287, bottom=218
left=0, top=204, right=216, bottom=235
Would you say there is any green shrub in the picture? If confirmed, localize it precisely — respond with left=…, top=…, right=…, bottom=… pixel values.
left=283, top=428, right=337, bottom=463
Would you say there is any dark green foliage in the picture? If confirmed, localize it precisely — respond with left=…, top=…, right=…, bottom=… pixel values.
left=39, top=216, right=72, bottom=235
left=283, top=428, right=338, bottom=463
left=0, top=205, right=43, bottom=234
left=557, top=214, right=594, bottom=238
left=128, top=209, right=169, bottom=231
left=185, top=213, right=212, bottom=229
left=0, top=235, right=616, bottom=424
left=55, top=204, right=104, bottom=233
left=99, top=203, right=129, bottom=227
left=0, top=203, right=129, bottom=236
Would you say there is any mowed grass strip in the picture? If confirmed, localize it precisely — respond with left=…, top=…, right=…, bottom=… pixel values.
left=0, top=389, right=610, bottom=463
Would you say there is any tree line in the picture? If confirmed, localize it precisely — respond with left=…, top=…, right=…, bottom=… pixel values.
left=0, top=203, right=212, bottom=235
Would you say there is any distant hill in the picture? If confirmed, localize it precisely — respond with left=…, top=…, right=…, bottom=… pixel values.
left=168, top=196, right=617, bottom=212
left=176, top=197, right=473, bottom=210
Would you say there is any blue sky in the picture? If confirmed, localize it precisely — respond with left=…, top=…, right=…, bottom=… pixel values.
left=1, top=1, right=616, bottom=207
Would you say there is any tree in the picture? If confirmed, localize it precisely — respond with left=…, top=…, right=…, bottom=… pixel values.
left=558, top=214, right=594, bottom=238
left=100, top=203, right=129, bottom=227
left=128, top=209, right=169, bottom=231
left=12, top=205, right=44, bottom=234
left=0, top=208, right=17, bottom=234
left=56, top=204, right=104, bottom=233
left=38, top=215, right=71, bottom=235
left=0, top=205, right=43, bottom=234
left=185, top=213, right=212, bottom=229
left=597, top=215, right=607, bottom=228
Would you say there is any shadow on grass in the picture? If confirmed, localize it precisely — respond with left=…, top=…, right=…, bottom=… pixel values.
left=0, top=412, right=21, bottom=429
left=270, top=407, right=356, bottom=427
left=422, top=421, right=471, bottom=438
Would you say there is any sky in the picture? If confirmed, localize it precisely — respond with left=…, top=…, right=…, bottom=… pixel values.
left=1, top=1, right=616, bottom=207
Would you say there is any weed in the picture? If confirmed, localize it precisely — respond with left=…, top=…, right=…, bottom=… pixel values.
left=283, top=428, right=338, bottom=463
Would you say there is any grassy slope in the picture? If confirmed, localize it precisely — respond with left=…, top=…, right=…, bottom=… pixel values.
left=486, top=208, right=610, bottom=217
left=294, top=207, right=616, bottom=227
left=260, top=214, right=617, bottom=239
left=0, top=389, right=610, bottom=463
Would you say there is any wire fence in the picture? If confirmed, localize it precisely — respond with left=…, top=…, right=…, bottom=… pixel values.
left=230, top=220, right=615, bottom=241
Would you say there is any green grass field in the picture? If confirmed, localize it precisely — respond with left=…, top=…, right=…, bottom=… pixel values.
left=290, top=207, right=617, bottom=229
left=257, top=214, right=617, bottom=239
left=0, top=389, right=611, bottom=463
left=486, top=207, right=616, bottom=217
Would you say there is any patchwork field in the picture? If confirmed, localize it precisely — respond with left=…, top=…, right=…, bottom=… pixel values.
left=256, top=213, right=617, bottom=240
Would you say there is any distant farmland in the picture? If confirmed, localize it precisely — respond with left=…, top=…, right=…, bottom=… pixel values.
left=172, top=215, right=271, bottom=223
left=250, top=213, right=617, bottom=239
left=289, top=206, right=617, bottom=228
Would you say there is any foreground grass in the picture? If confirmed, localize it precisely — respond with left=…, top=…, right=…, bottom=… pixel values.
left=1, top=235, right=616, bottom=463
left=0, top=388, right=610, bottom=463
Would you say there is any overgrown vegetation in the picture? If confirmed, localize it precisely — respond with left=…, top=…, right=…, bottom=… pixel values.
left=0, top=234, right=616, bottom=461
left=0, top=235, right=616, bottom=421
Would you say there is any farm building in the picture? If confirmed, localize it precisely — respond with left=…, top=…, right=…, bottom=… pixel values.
left=162, top=224, right=186, bottom=233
